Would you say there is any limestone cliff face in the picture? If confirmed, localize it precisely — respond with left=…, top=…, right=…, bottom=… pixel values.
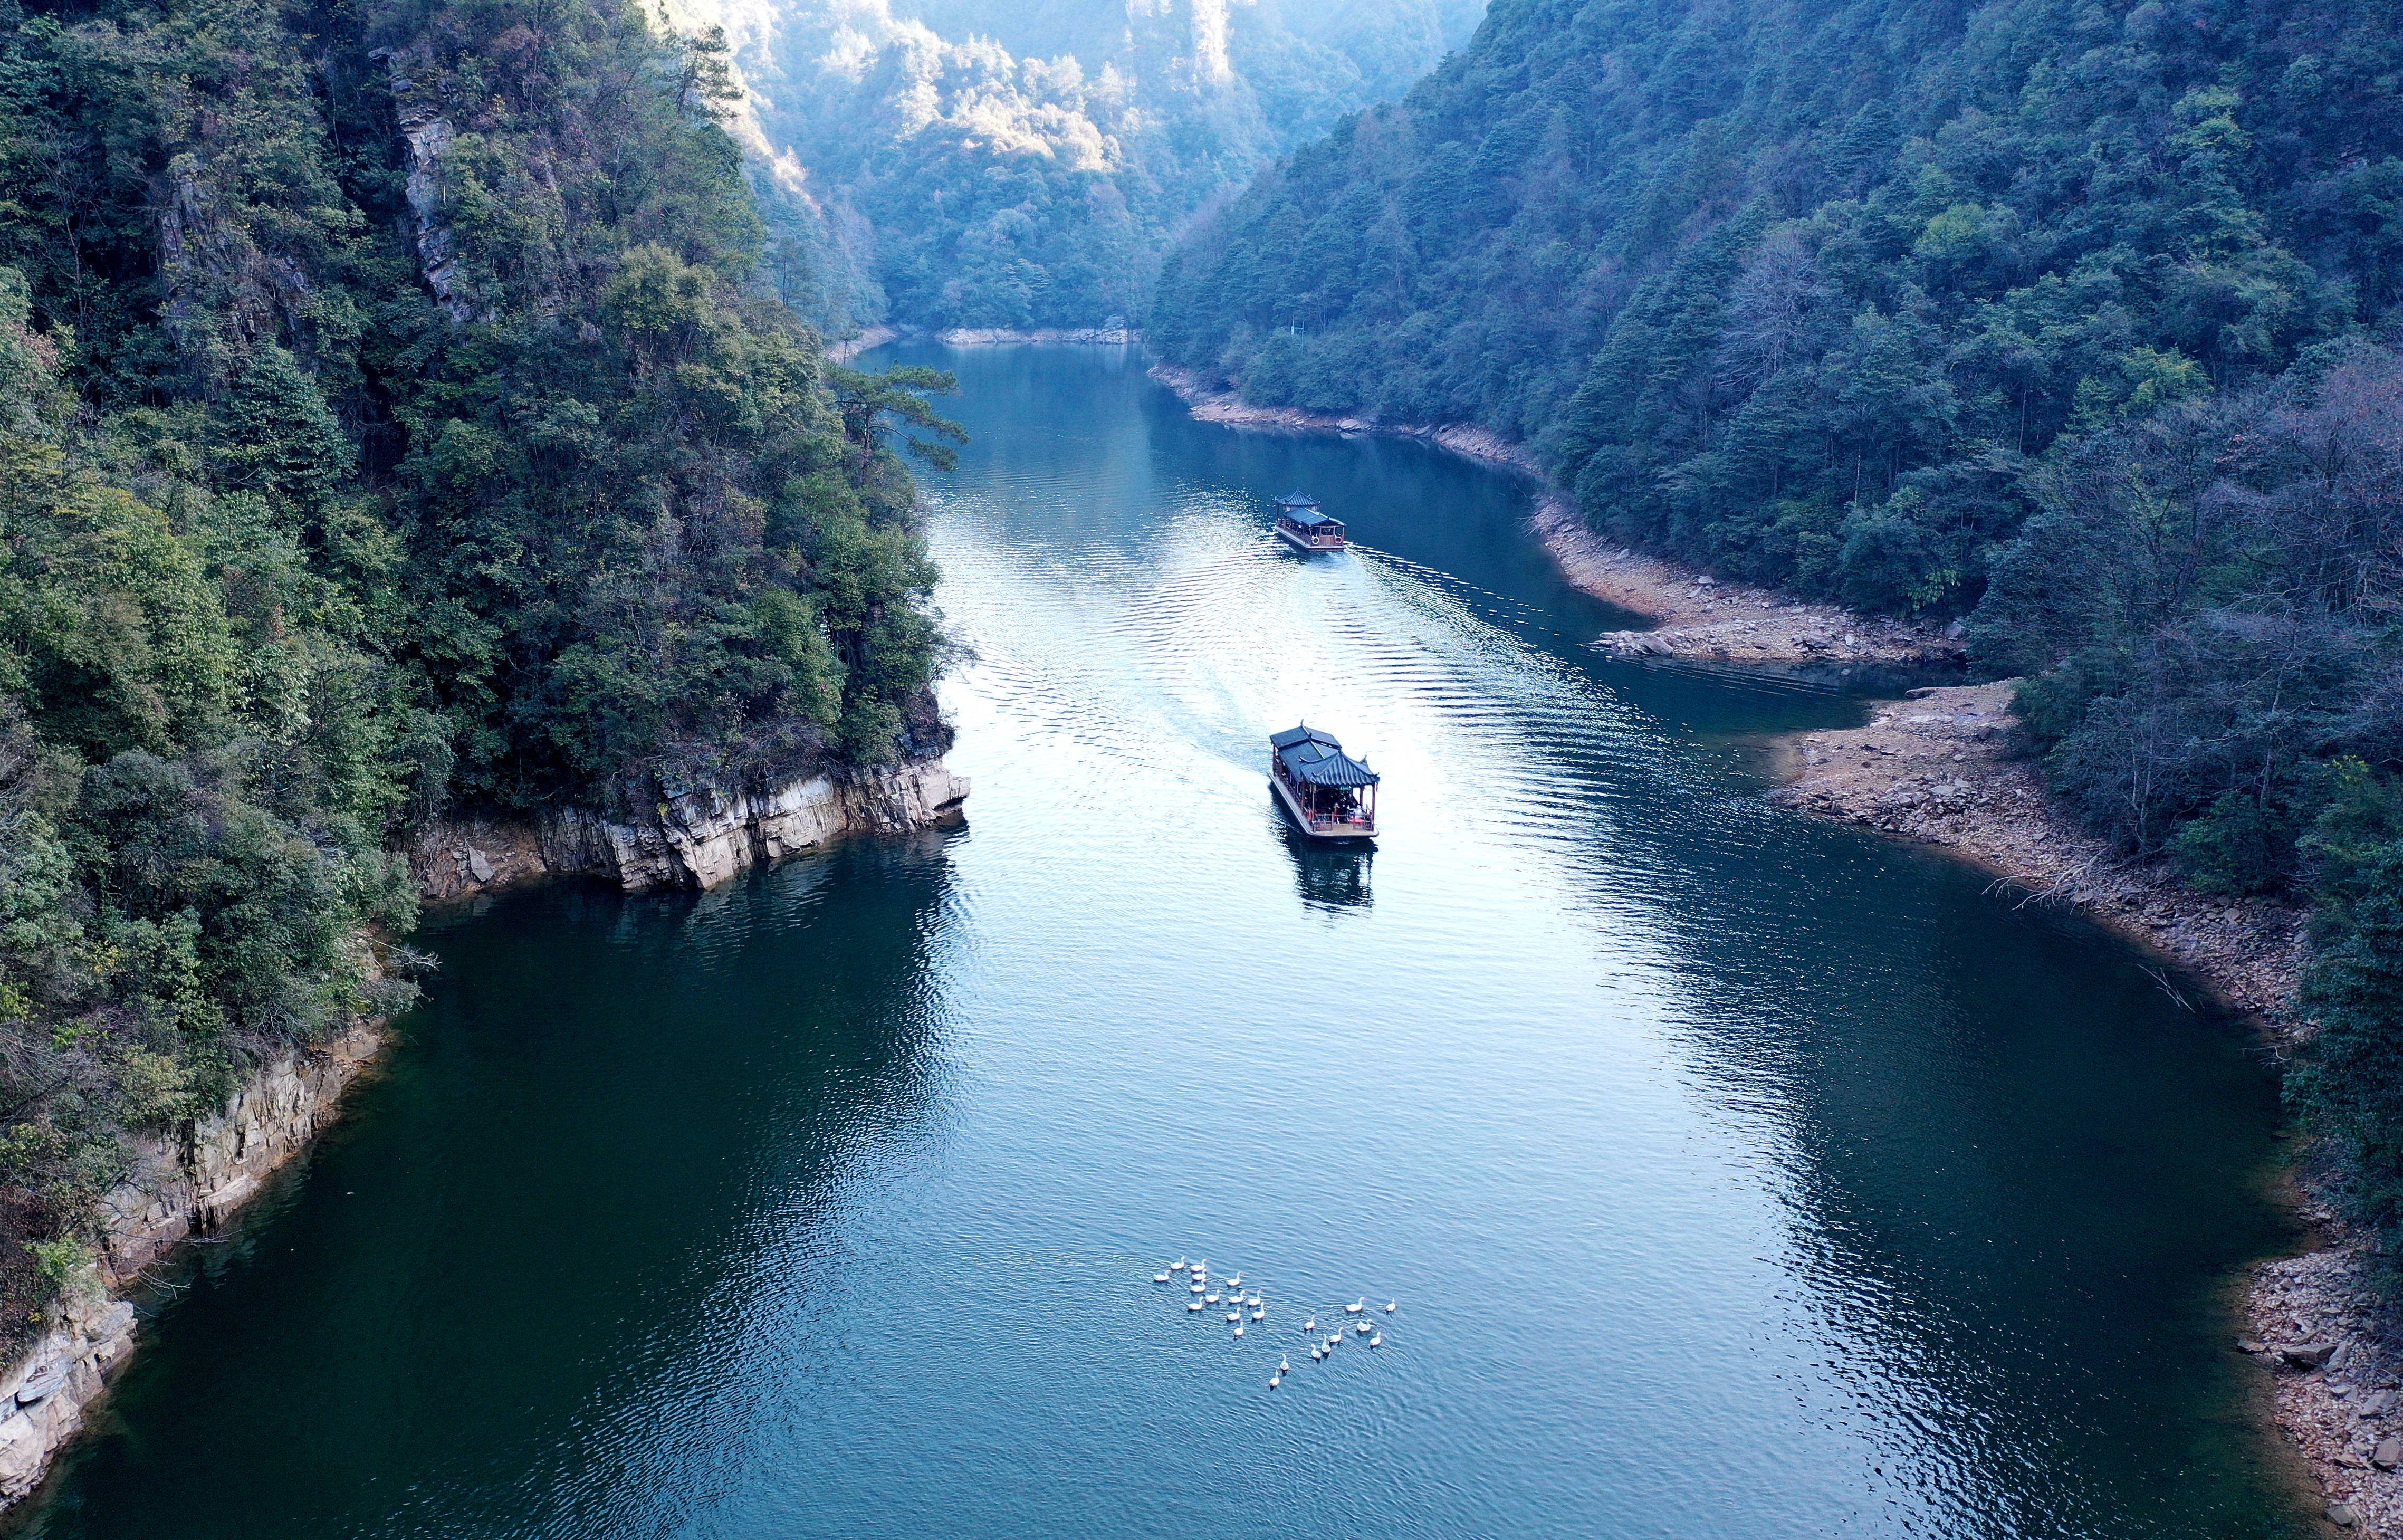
left=415, top=758, right=969, bottom=900
left=0, top=1024, right=384, bottom=1507
left=0, top=762, right=964, bottom=1511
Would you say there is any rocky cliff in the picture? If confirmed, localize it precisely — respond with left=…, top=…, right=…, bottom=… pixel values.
left=0, top=758, right=966, bottom=1512
left=415, top=759, right=969, bottom=899
left=0, top=1024, right=384, bottom=1507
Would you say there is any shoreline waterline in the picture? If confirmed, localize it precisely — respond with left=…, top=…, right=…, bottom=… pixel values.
left=1140, top=348, right=2357, bottom=1528
left=13, top=340, right=2321, bottom=1538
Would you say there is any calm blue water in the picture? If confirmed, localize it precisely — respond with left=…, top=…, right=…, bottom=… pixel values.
left=23, top=344, right=2304, bottom=1538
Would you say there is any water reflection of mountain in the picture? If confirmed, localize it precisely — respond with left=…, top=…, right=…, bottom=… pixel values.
left=43, top=833, right=960, bottom=1537
left=1278, top=815, right=1373, bottom=912
left=1632, top=838, right=2301, bottom=1536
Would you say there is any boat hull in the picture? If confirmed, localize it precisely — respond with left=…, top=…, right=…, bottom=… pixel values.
left=1274, top=522, right=1344, bottom=553
left=1270, top=774, right=1376, bottom=841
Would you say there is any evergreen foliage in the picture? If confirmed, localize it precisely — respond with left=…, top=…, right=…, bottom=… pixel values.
left=1153, top=0, right=2401, bottom=617
left=740, top=0, right=1486, bottom=332
left=0, top=0, right=952, bottom=1334
left=1155, top=0, right=2403, bottom=1248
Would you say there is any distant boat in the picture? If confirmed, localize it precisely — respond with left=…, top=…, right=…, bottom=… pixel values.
left=1269, top=725, right=1381, bottom=840
left=1272, top=492, right=1347, bottom=553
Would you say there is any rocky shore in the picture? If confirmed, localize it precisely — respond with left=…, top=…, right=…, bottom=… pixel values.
left=1533, top=499, right=1966, bottom=667
left=1146, top=363, right=2360, bottom=1528
left=411, top=759, right=969, bottom=901
left=1146, top=363, right=1962, bottom=667
left=829, top=324, right=1137, bottom=365
left=0, top=1023, right=386, bottom=1510
left=1765, top=681, right=2306, bottom=1017
left=826, top=325, right=898, bottom=364
left=1764, top=680, right=2403, bottom=1532
left=1147, top=361, right=1551, bottom=474
left=0, top=758, right=968, bottom=1514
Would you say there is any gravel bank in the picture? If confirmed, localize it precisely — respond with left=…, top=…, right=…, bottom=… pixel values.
left=1147, top=362, right=1961, bottom=666
left=1764, top=679, right=2403, bottom=1533
left=1151, top=358, right=2360, bottom=1526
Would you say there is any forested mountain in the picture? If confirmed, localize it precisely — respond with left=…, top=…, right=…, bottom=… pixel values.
left=0, top=0, right=950, bottom=1329
left=1157, top=0, right=2403, bottom=1248
left=689, top=0, right=1486, bottom=333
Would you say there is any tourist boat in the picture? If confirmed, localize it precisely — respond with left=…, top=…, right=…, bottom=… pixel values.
left=1272, top=492, right=1347, bottom=552
left=1268, top=725, right=1380, bottom=840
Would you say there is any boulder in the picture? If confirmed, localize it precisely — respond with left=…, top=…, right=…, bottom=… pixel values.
left=14, top=1362, right=68, bottom=1405
left=2285, top=1342, right=2339, bottom=1370
left=2328, top=1500, right=2359, bottom=1527
left=2375, top=1437, right=2402, bottom=1470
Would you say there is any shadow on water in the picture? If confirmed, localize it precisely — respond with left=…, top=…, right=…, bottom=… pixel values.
left=22, top=835, right=960, bottom=1540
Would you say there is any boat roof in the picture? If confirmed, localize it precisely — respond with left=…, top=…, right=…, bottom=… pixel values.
left=1269, top=724, right=1381, bottom=787
left=1276, top=491, right=1320, bottom=509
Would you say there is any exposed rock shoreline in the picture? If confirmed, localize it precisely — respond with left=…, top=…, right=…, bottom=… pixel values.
left=828, top=324, right=1136, bottom=364
left=1764, top=682, right=2395, bottom=1532
left=0, top=1023, right=385, bottom=1510
left=1533, top=499, right=1966, bottom=667
left=1148, top=359, right=2356, bottom=1528
left=1144, top=362, right=1962, bottom=667
left=825, top=325, right=898, bottom=364
left=1766, top=681, right=2307, bottom=1015
left=411, top=758, right=969, bottom=901
left=0, top=758, right=968, bottom=1513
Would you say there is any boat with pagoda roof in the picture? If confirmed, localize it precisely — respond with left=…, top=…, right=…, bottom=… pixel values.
left=1272, top=492, right=1347, bottom=553
left=1268, top=725, right=1380, bottom=840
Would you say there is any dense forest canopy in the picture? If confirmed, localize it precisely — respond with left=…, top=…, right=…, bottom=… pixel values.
left=0, top=0, right=952, bottom=1330
left=678, top=0, right=1487, bottom=333
left=1157, top=0, right=2403, bottom=1256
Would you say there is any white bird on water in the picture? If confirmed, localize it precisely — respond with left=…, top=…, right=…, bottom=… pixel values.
left=1310, top=1346, right=1323, bottom=1362
left=1233, top=1326, right=1244, bottom=1337
left=1384, top=1300, right=1396, bottom=1313
left=1369, top=1333, right=1383, bottom=1348
left=1227, top=1312, right=1241, bottom=1323
left=1154, top=1272, right=1170, bottom=1284
left=1251, top=1309, right=1265, bottom=1321
left=1345, top=1298, right=1364, bottom=1315
left=1301, top=1318, right=1315, bottom=1333
left=1188, top=1300, right=1202, bottom=1312
left=1279, top=1356, right=1290, bottom=1373
left=1174, top=1256, right=1187, bottom=1270
left=1268, top=1374, right=1280, bottom=1389
left=1355, top=1321, right=1370, bottom=1335
left=1191, top=1284, right=1204, bottom=1294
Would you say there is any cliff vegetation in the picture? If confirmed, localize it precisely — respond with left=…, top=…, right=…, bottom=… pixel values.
left=700, top=0, right=1486, bottom=334
left=1153, top=0, right=2403, bottom=1267
left=0, top=0, right=952, bottom=1338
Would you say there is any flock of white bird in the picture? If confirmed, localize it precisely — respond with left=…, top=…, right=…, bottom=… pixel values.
left=1152, top=1257, right=1396, bottom=1389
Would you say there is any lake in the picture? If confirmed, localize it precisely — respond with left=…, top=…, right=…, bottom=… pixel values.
left=22, top=343, right=2308, bottom=1538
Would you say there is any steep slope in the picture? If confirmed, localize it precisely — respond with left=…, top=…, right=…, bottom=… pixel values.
left=0, top=0, right=952, bottom=1348
left=1154, top=0, right=2400, bottom=609
left=1155, top=0, right=2403, bottom=1293
left=682, top=0, right=1489, bottom=332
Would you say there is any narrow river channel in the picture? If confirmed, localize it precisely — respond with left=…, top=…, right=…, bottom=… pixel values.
left=23, top=344, right=2306, bottom=1538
